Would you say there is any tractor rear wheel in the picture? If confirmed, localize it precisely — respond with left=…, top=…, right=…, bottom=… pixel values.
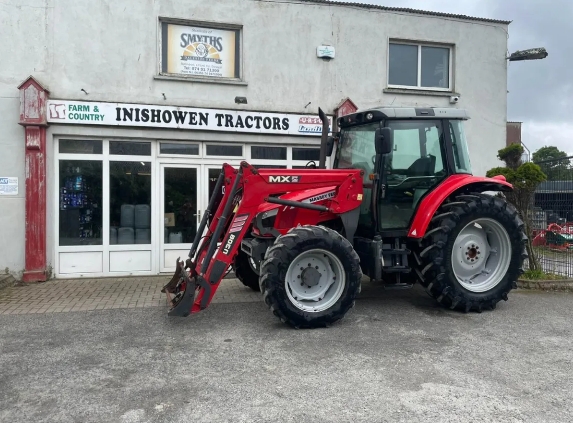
left=233, top=250, right=260, bottom=292
left=259, top=225, right=362, bottom=328
left=418, top=193, right=527, bottom=312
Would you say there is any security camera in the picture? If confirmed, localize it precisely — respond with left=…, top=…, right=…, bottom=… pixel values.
left=450, top=95, right=460, bottom=104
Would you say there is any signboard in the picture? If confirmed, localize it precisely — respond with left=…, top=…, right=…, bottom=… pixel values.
left=47, top=100, right=332, bottom=136
left=0, top=177, right=18, bottom=196
left=162, top=22, right=239, bottom=78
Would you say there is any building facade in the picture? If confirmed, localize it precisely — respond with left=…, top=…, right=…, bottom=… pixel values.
left=0, top=0, right=510, bottom=279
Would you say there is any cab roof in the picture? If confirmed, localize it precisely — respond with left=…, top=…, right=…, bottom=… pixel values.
left=338, top=107, right=470, bottom=128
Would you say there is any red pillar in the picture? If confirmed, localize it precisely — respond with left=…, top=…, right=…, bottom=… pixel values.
left=18, top=76, right=50, bottom=282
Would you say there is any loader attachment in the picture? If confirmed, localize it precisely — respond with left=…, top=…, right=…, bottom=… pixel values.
left=161, top=160, right=364, bottom=318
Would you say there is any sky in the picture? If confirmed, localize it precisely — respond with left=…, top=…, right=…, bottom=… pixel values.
left=332, top=0, right=572, bottom=157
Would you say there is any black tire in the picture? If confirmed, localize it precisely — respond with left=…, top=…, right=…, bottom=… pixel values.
left=233, top=250, right=261, bottom=292
left=417, top=193, right=527, bottom=313
left=259, top=225, right=362, bottom=328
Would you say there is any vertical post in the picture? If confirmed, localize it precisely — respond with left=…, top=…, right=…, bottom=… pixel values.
left=18, top=76, right=50, bottom=282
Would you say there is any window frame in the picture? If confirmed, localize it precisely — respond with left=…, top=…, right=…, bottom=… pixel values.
left=387, top=40, right=454, bottom=92
left=158, top=17, right=244, bottom=84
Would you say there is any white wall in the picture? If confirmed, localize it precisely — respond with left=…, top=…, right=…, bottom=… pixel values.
left=0, top=0, right=509, bottom=277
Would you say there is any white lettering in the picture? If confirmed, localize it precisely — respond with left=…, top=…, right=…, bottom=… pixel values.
left=223, top=234, right=235, bottom=255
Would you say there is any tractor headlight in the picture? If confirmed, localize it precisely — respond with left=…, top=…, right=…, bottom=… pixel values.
left=366, top=112, right=373, bottom=120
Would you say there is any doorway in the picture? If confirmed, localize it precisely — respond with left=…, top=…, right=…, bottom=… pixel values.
left=159, top=164, right=202, bottom=272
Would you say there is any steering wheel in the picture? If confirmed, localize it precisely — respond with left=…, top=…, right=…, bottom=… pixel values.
left=306, top=160, right=317, bottom=168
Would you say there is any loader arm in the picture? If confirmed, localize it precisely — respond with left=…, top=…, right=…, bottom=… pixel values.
left=164, top=161, right=364, bottom=317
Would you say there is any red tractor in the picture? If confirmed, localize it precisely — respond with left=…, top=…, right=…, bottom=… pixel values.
left=162, top=107, right=527, bottom=328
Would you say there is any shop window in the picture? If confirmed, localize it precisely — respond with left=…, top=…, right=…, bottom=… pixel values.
left=160, top=142, right=200, bottom=155
left=388, top=42, right=452, bottom=90
left=292, top=147, right=320, bottom=161
left=160, top=19, right=242, bottom=81
left=206, top=144, right=242, bottom=157
left=109, top=141, right=151, bottom=156
left=109, top=162, right=152, bottom=245
left=59, top=139, right=102, bottom=154
left=251, top=146, right=287, bottom=160
left=59, top=160, right=102, bottom=246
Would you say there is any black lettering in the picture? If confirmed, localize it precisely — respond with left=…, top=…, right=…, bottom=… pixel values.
left=282, top=117, right=289, bottom=130
left=263, top=117, right=272, bottom=130
left=180, top=33, right=188, bottom=48
left=245, top=116, right=253, bottom=128
left=122, top=107, right=133, bottom=122
left=225, top=114, right=234, bottom=128
left=162, top=110, right=172, bottom=123
left=215, top=37, right=223, bottom=51
left=215, top=113, right=225, bottom=127
left=189, top=112, right=197, bottom=125
left=272, top=117, right=281, bottom=130
left=173, top=110, right=187, bottom=124
left=235, top=115, right=245, bottom=128
left=141, top=109, right=150, bottom=122
left=151, top=109, right=161, bottom=123
left=254, top=116, right=263, bottom=129
left=199, top=112, right=208, bottom=126
left=134, top=108, right=140, bottom=122
left=115, top=107, right=121, bottom=121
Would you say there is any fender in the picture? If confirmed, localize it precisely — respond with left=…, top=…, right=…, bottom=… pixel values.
left=408, top=174, right=513, bottom=239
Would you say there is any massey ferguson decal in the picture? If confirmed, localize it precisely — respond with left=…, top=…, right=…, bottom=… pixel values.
left=303, top=190, right=336, bottom=203
left=222, top=214, right=249, bottom=255
left=269, top=175, right=300, bottom=183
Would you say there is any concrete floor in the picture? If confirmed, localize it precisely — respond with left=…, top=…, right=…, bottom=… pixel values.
left=1, top=285, right=572, bottom=422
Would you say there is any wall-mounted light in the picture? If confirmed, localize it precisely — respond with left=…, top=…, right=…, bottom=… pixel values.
left=235, top=96, right=248, bottom=104
left=507, top=47, right=548, bottom=62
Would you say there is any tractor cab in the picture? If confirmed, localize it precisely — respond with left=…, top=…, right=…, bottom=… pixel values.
left=333, top=107, right=473, bottom=236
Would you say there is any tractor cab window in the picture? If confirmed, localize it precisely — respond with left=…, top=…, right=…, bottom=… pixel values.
left=449, top=120, right=472, bottom=174
left=336, top=122, right=379, bottom=227
left=380, top=119, right=447, bottom=229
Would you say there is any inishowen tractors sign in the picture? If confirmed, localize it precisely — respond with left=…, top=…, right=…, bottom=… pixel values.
left=47, top=100, right=332, bottom=136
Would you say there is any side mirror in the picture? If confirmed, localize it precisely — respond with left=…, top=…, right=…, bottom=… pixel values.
left=326, top=136, right=335, bottom=156
left=375, top=127, right=393, bottom=155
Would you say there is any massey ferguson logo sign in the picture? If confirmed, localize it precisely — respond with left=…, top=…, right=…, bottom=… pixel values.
left=269, top=175, right=300, bottom=183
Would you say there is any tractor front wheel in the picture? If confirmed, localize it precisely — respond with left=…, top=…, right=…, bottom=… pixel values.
left=259, top=225, right=362, bottom=328
left=419, top=193, right=527, bottom=312
left=233, top=250, right=260, bottom=292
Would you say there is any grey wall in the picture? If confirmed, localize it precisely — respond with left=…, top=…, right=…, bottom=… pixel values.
left=0, top=0, right=509, bottom=277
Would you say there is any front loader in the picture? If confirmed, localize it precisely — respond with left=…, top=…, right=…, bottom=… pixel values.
left=163, top=107, right=528, bottom=328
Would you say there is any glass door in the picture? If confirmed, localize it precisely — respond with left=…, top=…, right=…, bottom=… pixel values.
left=159, top=164, right=202, bottom=272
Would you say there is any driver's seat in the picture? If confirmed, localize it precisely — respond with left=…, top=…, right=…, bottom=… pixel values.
left=407, top=155, right=436, bottom=176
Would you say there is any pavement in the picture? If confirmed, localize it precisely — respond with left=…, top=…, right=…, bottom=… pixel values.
left=0, top=276, right=261, bottom=315
left=1, top=279, right=573, bottom=422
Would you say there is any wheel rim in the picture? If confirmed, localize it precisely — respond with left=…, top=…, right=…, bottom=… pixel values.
left=451, top=218, right=512, bottom=293
left=285, top=248, right=345, bottom=313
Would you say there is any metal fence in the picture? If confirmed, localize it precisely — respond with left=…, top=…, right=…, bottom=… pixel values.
left=528, top=156, right=573, bottom=278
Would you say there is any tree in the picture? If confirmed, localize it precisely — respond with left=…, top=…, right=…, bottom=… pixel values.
left=487, top=143, right=546, bottom=271
left=532, top=146, right=571, bottom=181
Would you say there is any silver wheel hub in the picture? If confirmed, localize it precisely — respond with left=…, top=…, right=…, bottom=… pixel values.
left=451, top=218, right=512, bottom=293
left=285, top=249, right=345, bottom=313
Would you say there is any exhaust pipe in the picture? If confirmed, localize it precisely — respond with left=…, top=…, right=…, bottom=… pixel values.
left=318, top=107, right=329, bottom=169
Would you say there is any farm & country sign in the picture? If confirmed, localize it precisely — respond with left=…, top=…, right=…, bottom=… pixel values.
left=47, top=101, right=332, bottom=136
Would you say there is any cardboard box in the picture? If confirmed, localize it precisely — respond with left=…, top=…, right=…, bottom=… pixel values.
left=164, top=212, right=175, bottom=227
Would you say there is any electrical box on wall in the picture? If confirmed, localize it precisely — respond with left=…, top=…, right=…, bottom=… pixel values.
left=317, top=45, right=335, bottom=59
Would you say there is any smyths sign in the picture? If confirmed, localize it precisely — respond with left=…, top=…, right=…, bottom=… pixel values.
left=47, top=100, right=332, bottom=136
